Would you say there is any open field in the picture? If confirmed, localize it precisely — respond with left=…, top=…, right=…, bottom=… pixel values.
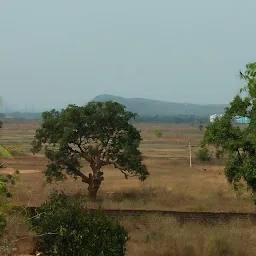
left=1, top=123, right=256, bottom=255
left=0, top=123, right=254, bottom=213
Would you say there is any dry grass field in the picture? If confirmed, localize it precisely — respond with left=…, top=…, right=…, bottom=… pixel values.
left=1, top=123, right=256, bottom=255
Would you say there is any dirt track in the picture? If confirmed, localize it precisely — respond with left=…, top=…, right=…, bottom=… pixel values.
left=0, top=168, right=40, bottom=174
left=0, top=156, right=46, bottom=175
left=1, top=155, right=47, bottom=171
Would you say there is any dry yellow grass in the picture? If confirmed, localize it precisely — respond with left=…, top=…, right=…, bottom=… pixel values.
left=123, top=215, right=256, bottom=256
left=0, top=123, right=255, bottom=212
left=1, top=123, right=256, bottom=255
left=1, top=157, right=253, bottom=212
left=4, top=210, right=256, bottom=256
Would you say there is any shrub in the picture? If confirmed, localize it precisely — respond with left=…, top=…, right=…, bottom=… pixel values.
left=196, top=147, right=212, bottom=161
left=5, top=144, right=25, bottom=156
left=0, top=170, right=19, bottom=237
left=154, top=129, right=163, bottom=139
left=29, top=192, right=129, bottom=256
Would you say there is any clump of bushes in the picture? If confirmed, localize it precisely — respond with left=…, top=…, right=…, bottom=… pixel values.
left=0, top=170, right=19, bottom=237
left=196, top=147, right=212, bottom=161
left=5, top=145, right=25, bottom=156
left=29, top=192, right=129, bottom=256
left=154, top=129, right=163, bottom=139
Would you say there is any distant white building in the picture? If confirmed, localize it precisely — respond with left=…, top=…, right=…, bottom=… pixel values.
left=210, top=114, right=223, bottom=123
left=210, top=114, right=250, bottom=124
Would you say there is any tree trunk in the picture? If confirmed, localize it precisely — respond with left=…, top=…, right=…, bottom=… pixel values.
left=86, top=170, right=104, bottom=200
left=87, top=182, right=100, bottom=200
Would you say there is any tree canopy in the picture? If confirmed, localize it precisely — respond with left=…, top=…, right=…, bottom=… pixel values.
left=31, top=101, right=149, bottom=198
left=201, top=62, right=256, bottom=202
left=29, top=192, right=129, bottom=256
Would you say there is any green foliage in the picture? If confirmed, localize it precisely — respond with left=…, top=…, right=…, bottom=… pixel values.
left=5, top=144, right=24, bottom=156
left=0, top=170, right=19, bottom=235
left=31, top=101, right=149, bottom=198
left=0, top=215, right=6, bottom=235
left=0, top=145, right=13, bottom=159
left=0, top=171, right=19, bottom=198
left=29, top=192, right=129, bottom=256
left=196, top=147, right=212, bottom=161
left=154, top=129, right=163, bottom=139
left=0, top=104, right=20, bottom=250
left=202, top=62, right=256, bottom=203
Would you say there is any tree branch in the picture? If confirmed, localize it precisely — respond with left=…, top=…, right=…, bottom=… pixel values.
left=112, top=162, right=140, bottom=179
left=66, top=164, right=89, bottom=183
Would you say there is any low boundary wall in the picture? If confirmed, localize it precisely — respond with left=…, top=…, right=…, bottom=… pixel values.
left=24, top=207, right=256, bottom=224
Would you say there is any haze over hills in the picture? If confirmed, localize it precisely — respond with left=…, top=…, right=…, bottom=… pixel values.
left=91, top=94, right=228, bottom=116
left=0, top=94, right=227, bottom=122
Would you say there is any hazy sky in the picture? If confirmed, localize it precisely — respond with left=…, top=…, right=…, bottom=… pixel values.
left=1, top=0, right=256, bottom=111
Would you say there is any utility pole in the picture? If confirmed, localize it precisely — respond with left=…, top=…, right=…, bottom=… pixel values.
left=189, top=140, right=192, bottom=168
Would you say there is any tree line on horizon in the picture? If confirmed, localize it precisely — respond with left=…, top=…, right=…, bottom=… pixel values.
left=0, top=111, right=209, bottom=125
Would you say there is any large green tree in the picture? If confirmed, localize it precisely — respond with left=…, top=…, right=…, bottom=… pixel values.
left=202, top=62, right=256, bottom=202
left=31, top=101, right=149, bottom=199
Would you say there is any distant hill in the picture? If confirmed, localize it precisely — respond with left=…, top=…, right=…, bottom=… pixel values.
left=91, top=94, right=227, bottom=116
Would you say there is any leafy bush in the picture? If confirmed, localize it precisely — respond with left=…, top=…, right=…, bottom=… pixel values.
left=29, top=192, right=129, bottom=256
left=0, top=170, right=19, bottom=235
left=196, top=147, right=212, bottom=161
left=6, top=144, right=25, bottom=156
left=154, top=129, right=163, bottom=139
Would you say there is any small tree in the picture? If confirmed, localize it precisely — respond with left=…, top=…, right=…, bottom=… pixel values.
left=196, top=147, right=212, bottom=161
left=31, top=101, right=149, bottom=199
left=154, top=129, right=163, bottom=139
left=202, top=62, right=256, bottom=203
left=29, top=192, right=129, bottom=256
